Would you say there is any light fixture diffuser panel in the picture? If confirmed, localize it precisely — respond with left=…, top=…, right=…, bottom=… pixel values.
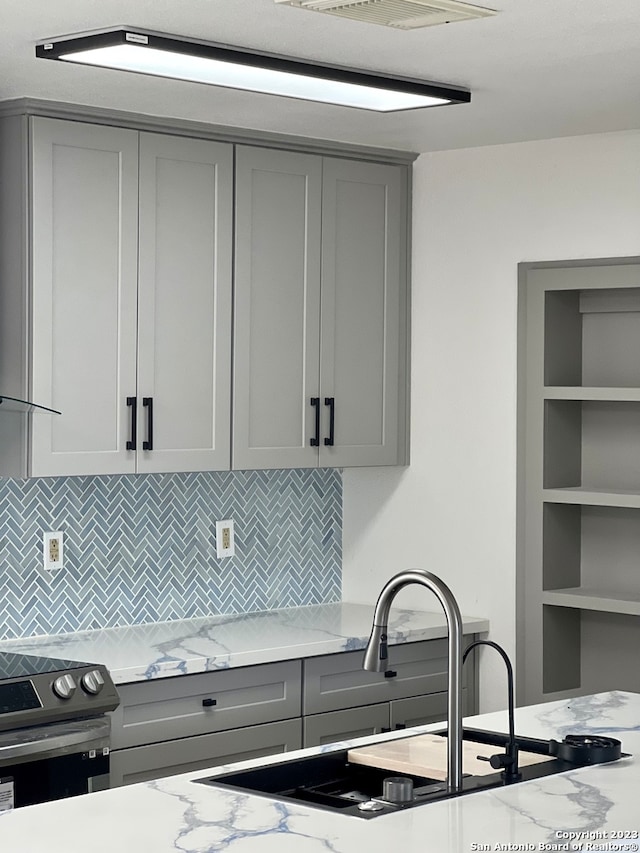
left=36, top=29, right=471, bottom=112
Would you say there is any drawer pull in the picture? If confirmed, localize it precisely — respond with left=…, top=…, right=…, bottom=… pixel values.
left=202, top=698, right=217, bottom=708
left=384, top=670, right=398, bottom=679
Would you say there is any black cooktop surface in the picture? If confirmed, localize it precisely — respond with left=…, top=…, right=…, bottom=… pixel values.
left=0, top=652, right=91, bottom=682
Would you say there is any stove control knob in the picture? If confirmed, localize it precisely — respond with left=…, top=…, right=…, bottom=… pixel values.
left=52, top=673, right=77, bottom=700
left=81, top=669, right=105, bottom=696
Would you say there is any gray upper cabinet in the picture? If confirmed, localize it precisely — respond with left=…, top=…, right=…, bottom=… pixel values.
left=0, top=109, right=409, bottom=478
left=319, top=158, right=406, bottom=467
left=233, top=146, right=408, bottom=470
left=233, top=146, right=323, bottom=470
left=4, top=117, right=233, bottom=477
left=30, top=118, right=140, bottom=477
left=136, top=133, right=233, bottom=474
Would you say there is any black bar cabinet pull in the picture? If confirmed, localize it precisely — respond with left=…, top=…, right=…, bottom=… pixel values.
left=126, top=396, right=137, bottom=451
left=142, top=397, right=153, bottom=451
left=324, top=397, right=335, bottom=446
left=384, top=669, right=398, bottom=679
left=310, top=397, right=320, bottom=446
left=202, top=698, right=217, bottom=708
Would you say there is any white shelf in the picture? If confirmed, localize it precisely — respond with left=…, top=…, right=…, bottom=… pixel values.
left=542, top=587, right=640, bottom=616
left=543, top=487, right=640, bottom=508
left=544, top=386, right=640, bottom=401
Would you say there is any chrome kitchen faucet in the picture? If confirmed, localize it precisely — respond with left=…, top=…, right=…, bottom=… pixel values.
left=363, top=569, right=464, bottom=792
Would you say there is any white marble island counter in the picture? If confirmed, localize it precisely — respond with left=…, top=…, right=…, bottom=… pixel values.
left=0, top=603, right=489, bottom=684
left=2, top=691, right=639, bottom=853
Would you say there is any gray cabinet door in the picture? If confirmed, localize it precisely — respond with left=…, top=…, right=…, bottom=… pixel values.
left=303, top=639, right=468, bottom=715
left=30, top=117, right=140, bottom=476
left=0, top=115, right=30, bottom=477
left=110, top=718, right=302, bottom=787
left=233, top=149, right=408, bottom=471
left=137, top=133, right=233, bottom=473
left=233, top=145, right=322, bottom=470
left=390, top=689, right=473, bottom=730
left=319, top=158, right=407, bottom=467
left=303, top=703, right=390, bottom=747
left=111, top=660, right=302, bottom=749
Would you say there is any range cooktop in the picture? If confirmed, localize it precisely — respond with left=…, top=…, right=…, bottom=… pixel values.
left=0, top=652, right=92, bottom=680
left=0, top=651, right=120, bottom=732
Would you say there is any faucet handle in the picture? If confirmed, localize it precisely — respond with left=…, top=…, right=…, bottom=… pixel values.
left=477, top=753, right=510, bottom=770
left=477, top=752, right=518, bottom=770
left=478, top=748, right=522, bottom=781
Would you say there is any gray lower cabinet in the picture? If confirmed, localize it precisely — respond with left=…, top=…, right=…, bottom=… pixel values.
left=303, top=688, right=473, bottom=748
left=302, top=639, right=477, bottom=748
left=109, top=660, right=303, bottom=786
left=304, top=703, right=390, bottom=746
left=302, top=639, right=475, bottom=715
left=110, top=719, right=302, bottom=787
left=390, top=689, right=474, bottom=729
left=109, top=641, right=478, bottom=787
left=111, top=660, right=302, bottom=750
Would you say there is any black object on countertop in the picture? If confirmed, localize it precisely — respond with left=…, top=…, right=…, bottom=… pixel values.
left=549, top=734, right=622, bottom=765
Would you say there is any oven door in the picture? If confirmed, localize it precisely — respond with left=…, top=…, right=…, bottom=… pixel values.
left=0, top=717, right=110, bottom=809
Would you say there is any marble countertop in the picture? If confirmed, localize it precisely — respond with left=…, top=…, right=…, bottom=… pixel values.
left=0, top=603, right=489, bottom=684
left=2, top=690, right=638, bottom=852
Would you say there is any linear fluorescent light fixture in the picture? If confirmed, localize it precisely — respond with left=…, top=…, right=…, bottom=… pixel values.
left=36, top=29, right=470, bottom=112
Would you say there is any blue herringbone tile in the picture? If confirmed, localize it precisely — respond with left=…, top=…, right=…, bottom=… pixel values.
left=0, top=468, right=342, bottom=639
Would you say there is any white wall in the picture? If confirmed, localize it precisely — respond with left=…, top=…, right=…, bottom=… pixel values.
left=342, top=129, right=640, bottom=712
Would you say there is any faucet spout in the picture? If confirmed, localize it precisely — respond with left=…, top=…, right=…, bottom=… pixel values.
left=462, top=640, right=521, bottom=782
left=363, top=569, right=464, bottom=792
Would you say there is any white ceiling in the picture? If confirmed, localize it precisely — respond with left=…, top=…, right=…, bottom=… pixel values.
left=2, top=0, right=639, bottom=153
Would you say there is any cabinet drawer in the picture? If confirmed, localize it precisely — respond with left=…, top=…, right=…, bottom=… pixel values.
left=303, top=703, right=390, bottom=748
left=303, top=639, right=473, bottom=715
left=110, top=718, right=302, bottom=787
left=390, top=688, right=472, bottom=730
left=111, top=660, right=301, bottom=749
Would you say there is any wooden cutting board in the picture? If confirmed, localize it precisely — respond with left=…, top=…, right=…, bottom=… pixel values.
left=348, top=733, right=553, bottom=780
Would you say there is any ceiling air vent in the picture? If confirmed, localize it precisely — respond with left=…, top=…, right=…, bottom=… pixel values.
left=274, top=0, right=497, bottom=29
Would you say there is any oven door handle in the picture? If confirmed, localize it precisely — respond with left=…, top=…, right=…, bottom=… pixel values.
left=0, top=717, right=110, bottom=764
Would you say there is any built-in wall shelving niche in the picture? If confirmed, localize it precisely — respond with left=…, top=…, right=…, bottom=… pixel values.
left=517, top=256, right=640, bottom=705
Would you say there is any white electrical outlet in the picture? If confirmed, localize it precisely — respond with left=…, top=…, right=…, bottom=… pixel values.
left=216, top=519, right=235, bottom=559
left=43, top=531, right=64, bottom=571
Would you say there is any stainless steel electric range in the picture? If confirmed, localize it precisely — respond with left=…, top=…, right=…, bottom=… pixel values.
left=0, top=651, right=120, bottom=810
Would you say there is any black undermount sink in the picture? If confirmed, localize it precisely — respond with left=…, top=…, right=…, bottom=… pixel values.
left=194, top=728, right=627, bottom=819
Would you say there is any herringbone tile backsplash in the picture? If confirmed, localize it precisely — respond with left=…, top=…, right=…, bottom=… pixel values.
left=0, top=469, right=342, bottom=640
